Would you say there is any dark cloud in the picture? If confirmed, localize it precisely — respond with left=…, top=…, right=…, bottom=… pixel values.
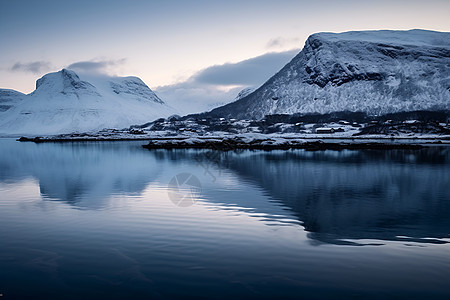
left=191, top=50, right=299, bottom=86
left=266, top=37, right=302, bottom=49
left=67, top=59, right=126, bottom=73
left=156, top=49, right=299, bottom=114
left=11, top=61, right=52, bottom=74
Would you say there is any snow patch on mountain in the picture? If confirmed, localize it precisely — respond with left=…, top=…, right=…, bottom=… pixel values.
left=235, top=87, right=255, bottom=101
left=0, top=89, right=25, bottom=112
left=109, top=78, right=164, bottom=103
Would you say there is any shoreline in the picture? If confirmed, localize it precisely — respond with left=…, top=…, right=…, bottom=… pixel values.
left=142, top=140, right=427, bottom=151
left=16, top=135, right=450, bottom=142
left=13, top=134, right=450, bottom=150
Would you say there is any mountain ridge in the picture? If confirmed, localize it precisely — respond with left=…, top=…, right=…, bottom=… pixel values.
left=203, top=29, right=450, bottom=119
left=0, top=69, right=174, bottom=135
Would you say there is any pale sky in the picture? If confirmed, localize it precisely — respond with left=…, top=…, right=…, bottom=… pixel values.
left=1, top=0, right=449, bottom=102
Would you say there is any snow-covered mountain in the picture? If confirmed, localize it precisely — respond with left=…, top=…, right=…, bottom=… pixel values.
left=206, top=29, right=450, bottom=119
left=0, top=89, right=25, bottom=112
left=0, top=69, right=175, bottom=135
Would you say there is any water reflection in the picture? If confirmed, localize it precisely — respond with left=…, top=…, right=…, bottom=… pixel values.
left=0, top=140, right=161, bottom=209
left=0, top=139, right=449, bottom=245
left=153, top=148, right=450, bottom=245
left=224, top=149, right=450, bottom=245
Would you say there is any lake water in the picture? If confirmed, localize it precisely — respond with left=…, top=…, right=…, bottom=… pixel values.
left=0, top=138, right=449, bottom=299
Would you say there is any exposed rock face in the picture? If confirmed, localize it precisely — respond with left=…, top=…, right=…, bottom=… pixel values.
left=206, top=30, right=450, bottom=119
left=234, top=87, right=255, bottom=101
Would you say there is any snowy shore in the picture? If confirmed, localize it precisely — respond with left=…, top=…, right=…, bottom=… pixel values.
left=14, top=116, right=450, bottom=150
left=16, top=131, right=450, bottom=151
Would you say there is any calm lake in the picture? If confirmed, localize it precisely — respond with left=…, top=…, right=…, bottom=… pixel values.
left=0, top=138, right=449, bottom=299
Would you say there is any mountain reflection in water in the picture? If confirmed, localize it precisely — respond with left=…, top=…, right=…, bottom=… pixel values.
left=1, top=139, right=448, bottom=245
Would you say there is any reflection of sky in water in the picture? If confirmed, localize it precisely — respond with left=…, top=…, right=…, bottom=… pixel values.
left=0, top=139, right=449, bottom=299
left=0, top=139, right=449, bottom=243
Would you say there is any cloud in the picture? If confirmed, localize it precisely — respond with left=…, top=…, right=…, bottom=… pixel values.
left=11, top=61, right=52, bottom=74
left=156, top=82, right=242, bottom=115
left=191, top=50, right=299, bottom=86
left=266, top=37, right=302, bottom=50
left=67, top=59, right=126, bottom=74
left=155, top=49, right=298, bottom=115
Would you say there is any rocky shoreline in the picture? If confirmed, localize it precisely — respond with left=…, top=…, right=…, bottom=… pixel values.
left=141, top=137, right=426, bottom=151
left=17, top=135, right=450, bottom=151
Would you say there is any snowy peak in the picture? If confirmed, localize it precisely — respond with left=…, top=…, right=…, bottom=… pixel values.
left=207, top=29, right=450, bottom=119
left=108, top=76, right=164, bottom=104
left=30, top=69, right=164, bottom=104
left=0, top=69, right=176, bottom=135
left=301, top=30, right=450, bottom=88
left=310, top=29, right=450, bottom=47
left=34, top=69, right=100, bottom=98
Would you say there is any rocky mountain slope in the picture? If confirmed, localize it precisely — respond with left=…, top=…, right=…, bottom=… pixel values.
left=205, top=29, right=450, bottom=119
